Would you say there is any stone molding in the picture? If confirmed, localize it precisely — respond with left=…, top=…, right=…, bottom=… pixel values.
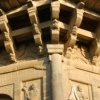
left=63, top=58, right=100, bottom=75
left=0, top=60, right=47, bottom=74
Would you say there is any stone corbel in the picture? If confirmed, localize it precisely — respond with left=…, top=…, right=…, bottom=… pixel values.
left=4, top=32, right=17, bottom=63
left=64, top=2, right=84, bottom=54
left=51, top=1, right=60, bottom=19
left=70, top=2, right=85, bottom=27
left=51, top=19, right=59, bottom=44
left=33, top=23, right=43, bottom=55
left=64, top=26, right=78, bottom=53
left=27, top=2, right=38, bottom=24
left=3, top=31, right=17, bottom=63
left=0, top=15, right=17, bottom=63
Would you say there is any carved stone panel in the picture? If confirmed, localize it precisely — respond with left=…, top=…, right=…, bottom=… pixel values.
left=69, top=81, right=92, bottom=100
left=22, top=79, right=42, bottom=100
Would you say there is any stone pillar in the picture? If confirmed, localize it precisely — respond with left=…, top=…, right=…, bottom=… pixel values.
left=47, top=44, right=64, bottom=100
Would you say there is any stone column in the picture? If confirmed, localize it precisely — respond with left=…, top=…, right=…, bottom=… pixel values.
left=47, top=44, right=64, bottom=100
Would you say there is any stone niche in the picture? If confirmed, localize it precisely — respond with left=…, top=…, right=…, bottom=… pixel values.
left=0, top=84, right=13, bottom=99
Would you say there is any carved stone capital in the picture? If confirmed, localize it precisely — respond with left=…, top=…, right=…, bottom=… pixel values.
left=51, top=1, right=60, bottom=19
left=47, top=44, right=64, bottom=54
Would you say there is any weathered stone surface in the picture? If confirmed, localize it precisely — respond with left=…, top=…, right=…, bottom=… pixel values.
left=0, top=1, right=99, bottom=100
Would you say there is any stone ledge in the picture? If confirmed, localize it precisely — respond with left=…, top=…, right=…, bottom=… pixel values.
left=0, top=60, right=47, bottom=74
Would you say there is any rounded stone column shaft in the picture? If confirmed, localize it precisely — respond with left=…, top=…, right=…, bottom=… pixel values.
left=50, top=54, right=64, bottom=100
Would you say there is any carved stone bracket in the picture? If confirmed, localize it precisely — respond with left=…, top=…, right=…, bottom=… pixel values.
left=64, top=26, right=78, bottom=55
left=27, top=2, right=43, bottom=55
left=33, top=23, right=42, bottom=45
left=71, top=2, right=85, bottom=27
left=33, top=23, right=43, bottom=55
left=27, top=5, right=38, bottom=24
left=64, top=2, right=84, bottom=53
left=51, top=1, right=60, bottom=19
left=0, top=15, right=17, bottom=63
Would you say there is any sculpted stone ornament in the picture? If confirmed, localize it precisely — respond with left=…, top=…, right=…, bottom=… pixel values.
left=33, top=23, right=42, bottom=46
left=29, top=83, right=40, bottom=100
left=22, top=83, right=40, bottom=100
left=52, top=19, right=59, bottom=29
left=65, top=47, right=72, bottom=59
left=4, top=31, right=11, bottom=41
left=34, top=23, right=41, bottom=35
left=38, top=46, right=43, bottom=56
left=4, top=31, right=17, bottom=63
left=68, top=85, right=88, bottom=100
left=71, top=26, right=78, bottom=36
left=22, top=84, right=30, bottom=100
left=77, top=2, right=85, bottom=9
left=10, top=53, right=17, bottom=63
left=92, top=55, right=97, bottom=65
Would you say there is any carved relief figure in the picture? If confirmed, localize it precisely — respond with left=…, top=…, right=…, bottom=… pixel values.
left=29, top=83, right=40, bottom=100
left=22, top=83, right=40, bottom=100
left=68, top=85, right=88, bottom=100
left=22, top=84, right=30, bottom=100
left=77, top=85, right=88, bottom=100
left=68, top=85, right=79, bottom=100
left=52, top=19, right=59, bottom=29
